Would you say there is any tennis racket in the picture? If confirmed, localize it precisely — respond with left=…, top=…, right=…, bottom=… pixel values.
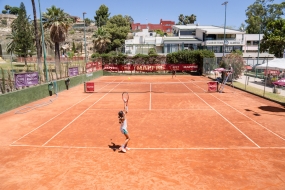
left=122, top=92, right=129, bottom=112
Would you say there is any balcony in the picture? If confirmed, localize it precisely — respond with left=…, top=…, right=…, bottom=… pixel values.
left=204, top=40, right=244, bottom=46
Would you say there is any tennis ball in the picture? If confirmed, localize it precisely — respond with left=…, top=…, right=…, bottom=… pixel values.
left=128, top=77, right=130, bottom=80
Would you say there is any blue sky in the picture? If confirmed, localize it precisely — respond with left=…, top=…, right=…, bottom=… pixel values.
left=0, top=0, right=284, bottom=29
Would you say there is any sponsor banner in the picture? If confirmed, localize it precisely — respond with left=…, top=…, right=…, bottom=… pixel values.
left=103, top=64, right=198, bottom=72
left=85, top=82, right=94, bottom=92
left=14, top=72, right=39, bottom=88
left=166, top=64, right=198, bottom=71
left=119, top=64, right=135, bottom=71
left=85, top=62, right=102, bottom=73
left=134, top=64, right=165, bottom=72
left=103, top=64, right=119, bottom=71
left=68, top=67, right=79, bottom=76
left=264, top=69, right=280, bottom=76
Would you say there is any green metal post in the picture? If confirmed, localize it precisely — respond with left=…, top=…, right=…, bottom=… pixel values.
left=38, top=0, right=48, bottom=82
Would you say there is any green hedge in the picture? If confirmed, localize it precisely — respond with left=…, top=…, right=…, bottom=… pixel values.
left=0, top=70, right=103, bottom=114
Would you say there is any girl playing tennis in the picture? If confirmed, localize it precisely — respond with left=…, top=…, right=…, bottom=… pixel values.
left=118, top=105, right=130, bottom=153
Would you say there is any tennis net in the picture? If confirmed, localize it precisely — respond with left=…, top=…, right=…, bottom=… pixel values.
left=90, top=81, right=218, bottom=93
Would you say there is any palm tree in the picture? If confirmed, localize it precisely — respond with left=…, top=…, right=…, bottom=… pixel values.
left=31, top=0, right=42, bottom=74
left=189, top=14, right=196, bottom=24
left=30, top=20, right=54, bottom=57
left=92, top=27, right=111, bottom=54
left=6, top=31, right=17, bottom=55
left=42, top=5, right=72, bottom=78
left=178, top=14, right=184, bottom=24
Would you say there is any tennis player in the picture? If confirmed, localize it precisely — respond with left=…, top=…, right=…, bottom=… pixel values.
left=172, top=68, right=176, bottom=78
left=118, top=105, right=130, bottom=153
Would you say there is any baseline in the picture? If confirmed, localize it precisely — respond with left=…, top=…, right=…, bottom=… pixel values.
left=9, top=144, right=285, bottom=150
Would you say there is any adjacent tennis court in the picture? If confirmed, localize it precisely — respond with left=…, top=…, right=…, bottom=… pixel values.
left=1, top=75, right=285, bottom=189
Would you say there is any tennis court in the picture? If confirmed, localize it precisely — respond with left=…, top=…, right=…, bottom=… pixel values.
left=1, top=75, right=285, bottom=189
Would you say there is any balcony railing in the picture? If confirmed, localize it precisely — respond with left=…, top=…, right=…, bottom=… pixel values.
left=205, top=40, right=244, bottom=45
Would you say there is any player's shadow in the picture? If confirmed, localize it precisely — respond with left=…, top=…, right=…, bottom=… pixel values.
left=245, top=109, right=261, bottom=116
left=108, top=142, right=121, bottom=152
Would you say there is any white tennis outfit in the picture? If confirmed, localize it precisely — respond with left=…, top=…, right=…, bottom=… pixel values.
left=120, top=119, right=128, bottom=134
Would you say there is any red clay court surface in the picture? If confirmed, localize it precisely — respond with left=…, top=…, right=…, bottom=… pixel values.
left=0, top=75, right=285, bottom=189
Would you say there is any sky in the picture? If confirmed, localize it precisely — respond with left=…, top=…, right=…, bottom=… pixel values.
left=0, top=0, right=284, bottom=29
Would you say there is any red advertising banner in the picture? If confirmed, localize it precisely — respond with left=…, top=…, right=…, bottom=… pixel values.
left=166, top=64, right=198, bottom=71
left=86, top=62, right=102, bottom=73
left=84, top=82, right=95, bottom=92
left=264, top=69, right=280, bottom=76
left=103, top=64, right=198, bottom=72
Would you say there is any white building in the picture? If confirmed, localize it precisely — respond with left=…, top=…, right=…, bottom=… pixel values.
left=125, top=29, right=163, bottom=55
left=124, top=25, right=274, bottom=61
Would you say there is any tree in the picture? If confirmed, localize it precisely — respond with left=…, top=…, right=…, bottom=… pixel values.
left=105, top=14, right=130, bottom=52
left=30, top=20, right=54, bottom=57
left=92, top=27, right=111, bottom=54
left=220, top=52, right=245, bottom=80
left=189, top=14, right=197, bottom=24
left=43, top=5, right=72, bottom=78
left=84, top=18, right=91, bottom=26
left=177, top=14, right=184, bottom=25
left=94, top=4, right=110, bottom=27
left=2, top=10, right=7, bottom=14
left=72, top=41, right=76, bottom=53
left=154, top=29, right=164, bottom=37
left=9, top=7, right=20, bottom=15
left=245, top=0, right=285, bottom=34
left=6, top=31, right=17, bottom=55
left=260, top=19, right=285, bottom=58
left=177, top=14, right=197, bottom=25
left=124, top=15, right=134, bottom=29
left=31, top=0, right=42, bottom=77
left=11, top=2, right=34, bottom=65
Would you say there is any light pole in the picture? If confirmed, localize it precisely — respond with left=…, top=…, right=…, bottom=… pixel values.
left=83, top=12, right=87, bottom=63
left=222, top=1, right=228, bottom=57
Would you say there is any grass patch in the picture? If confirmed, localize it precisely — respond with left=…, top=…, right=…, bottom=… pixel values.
left=233, top=81, right=285, bottom=103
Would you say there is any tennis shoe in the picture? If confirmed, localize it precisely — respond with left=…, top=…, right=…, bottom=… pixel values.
left=119, top=146, right=126, bottom=153
left=125, top=147, right=131, bottom=151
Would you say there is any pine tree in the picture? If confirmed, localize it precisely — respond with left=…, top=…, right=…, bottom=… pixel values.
left=13, top=2, right=34, bottom=65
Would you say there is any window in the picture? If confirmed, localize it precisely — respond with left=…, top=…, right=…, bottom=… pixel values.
left=253, top=41, right=259, bottom=45
left=247, top=41, right=251, bottom=45
left=180, top=31, right=192, bottom=36
left=225, top=46, right=233, bottom=53
left=217, top=34, right=235, bottom=39
left=213, top=46, right=221, bottom=53
left=205, top=34, right=216, bottom=40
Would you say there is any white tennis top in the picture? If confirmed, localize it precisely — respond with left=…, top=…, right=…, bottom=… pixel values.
left=120, top=119, right=127, bottom=131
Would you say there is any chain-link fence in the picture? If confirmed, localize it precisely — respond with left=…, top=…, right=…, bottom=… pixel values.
left=0, top=56, right=90, bottom=94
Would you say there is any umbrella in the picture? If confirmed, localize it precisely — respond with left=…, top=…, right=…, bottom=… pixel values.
left=272, top=78, right=285, bottom=86
left=245, top=65, right=252, bottom=70
left=214, top=68, right=227, bottom=72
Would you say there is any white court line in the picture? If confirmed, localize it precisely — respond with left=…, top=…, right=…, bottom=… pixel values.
left=88, top=108, right=212, bottom=111
left=9, top=144, right=285, bottom=150
left=149, top=83, right=152, bottom=110
left=42, top=81, right=124, bottom=146
left=211, top=95, right=285, bottom=141
left=190, top=81, right=285, bottom=142
left=10, top=81, right=116, bottom=146
left=179, top=79, right=260, bottom=148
